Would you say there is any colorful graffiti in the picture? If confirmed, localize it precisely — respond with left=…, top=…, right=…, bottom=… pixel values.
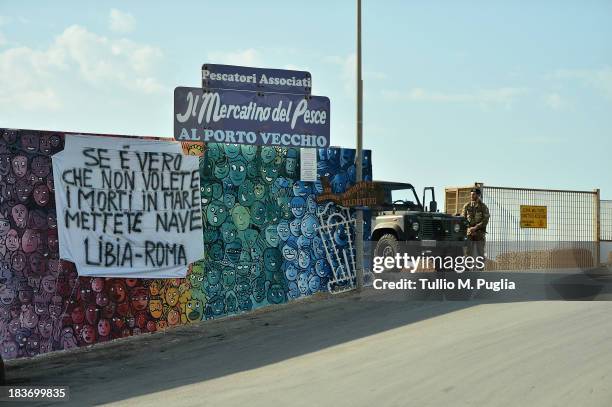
left=0, top=129, right=372, bottom=360
left=190, top=143, right=372, bottom=316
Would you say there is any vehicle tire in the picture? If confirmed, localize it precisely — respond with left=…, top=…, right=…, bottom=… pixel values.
left=375, top=234, right=399, bottom=271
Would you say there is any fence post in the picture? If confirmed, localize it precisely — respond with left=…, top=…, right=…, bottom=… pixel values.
left=595, top=189, right=601, bottom=266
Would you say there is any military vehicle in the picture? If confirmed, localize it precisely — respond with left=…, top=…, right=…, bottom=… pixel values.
left=370, top=182, right=468, bottom=270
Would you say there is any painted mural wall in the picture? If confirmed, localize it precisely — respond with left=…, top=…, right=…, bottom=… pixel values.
left=0, top=129, right=372, bottom=360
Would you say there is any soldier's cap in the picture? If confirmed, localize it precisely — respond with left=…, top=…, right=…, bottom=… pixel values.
left=471, top=187, right=482, bottom=195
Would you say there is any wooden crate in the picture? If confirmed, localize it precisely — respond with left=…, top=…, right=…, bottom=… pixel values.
left=445, top=183, right=482, bottom=215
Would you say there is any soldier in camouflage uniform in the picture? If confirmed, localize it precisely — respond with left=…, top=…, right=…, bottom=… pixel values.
left=461, top=187, right=490, bottom=268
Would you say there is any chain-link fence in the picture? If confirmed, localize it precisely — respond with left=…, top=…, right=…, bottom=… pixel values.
left=601, top=200, right=612, bottom=241
left=601, top=200, right=612, bottom=264
left=480, top=186, right=599, bottom=270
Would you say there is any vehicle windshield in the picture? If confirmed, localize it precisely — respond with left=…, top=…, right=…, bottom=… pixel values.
left=391, top=188, right=423, bottom=210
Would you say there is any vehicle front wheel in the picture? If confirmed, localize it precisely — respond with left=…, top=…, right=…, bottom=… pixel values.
left=375, top=234, right=399, bottom=271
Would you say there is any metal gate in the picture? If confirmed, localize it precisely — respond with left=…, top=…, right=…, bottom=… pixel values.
left=480, top=186, right=599, bottom=270
left=601, top=200, right=612, bottom=264
left=317, top=202, right=357, bottom=293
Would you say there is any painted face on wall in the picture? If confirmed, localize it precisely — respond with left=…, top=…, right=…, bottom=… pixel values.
left=224, top=240, right=242, bottom=264
left=281, top=240, right=298, bottom=262
left=21, top=229, right=40, bottom=253
left=2, top=184, right=16, bottom=204
left=6, top=229, right=20, bottom=252
left=38, top=318, right=54, bottom=339
left=250, top=201, right=266, bottom=226
left=308, top=274, right=321, bottom=293
left=240, top=145, right=257, bottom=161
left=285, top=262, right=299, bottom=281
left=206, top=143, right=223, bottom=162
left=277, top=220, right=291, bottom=242
left=148, top=298, right=163, bottom=319
left=315, top=259, right=332, bottom=278
left=306, top=195, right=317, bottom=214
left=298, top=249, right=311, bottom=269
left=21, top=134, right=39, bottom=153
left=289, top=218, right=301, bottom=237
left=28, top=209, right=47, bottom=230
left=20, top=304, right=38, bottom=329
left=246, top=160, right=259, bottom=179
left=260, top=164, right=279, bottom=185
left=231, top=205, right=250, bottom=231
left=298, top=273, right=309, bottom=294
left=46, top=231, right=59, bottom=253
left=12, top=251, right=26, bottom=272
left=0, top=214, right=11, bottom=236
left=91, top=278, right=105, bottom=293
left=206, top=200, right=227, bottom=227
left=293, top=181, right=311, bottom=197
left=39, top=135, right=52, bottom=154
left=109, top=281, right=127, bottom=303
left=229, top=157, right=247, bottom=186
left=261, top=146, right=276, bottom=164
left=28, top=252, right=45, bottom=275
left=263, top=247, right=282, bottom=273
left=300, top=214, right=319, bottom=239
left=209, top=242, right=224, bottom=261
left=13, top=328, right=29, bottom=350
left=41, top=275, right=56, bottom=294
left=186, top=299, right=203, bottom=322
left=130, top=287, right=149, bottom=312
left=1, top=340, right=18, bottom=360
left=12, top=156, right=28, bottom=178
left=223, top=192, right=236, bottom=209
left=85, top=303, right=99, bottom=326
left=213, top=156, right=230, bottom=179
left=15, top=180, right=32, bottom=204
left=201, top=182, right=222, bottom=205
left=253, top=183, right=266, bottom=200
left=0, top=154, right=11, bottom=175
left=264, top=224, right=280, bottom=247
left=278, top=198, right=292, bottom=220
left=204, top=295, right=221, bottom=316
left=285, top=148, right=298, bottom=175
left=0, top=284, right=15, bottom=305
left=340, top=149, right=355, bottom=168
left=205, top=265, right=222, bottom=287
left=81, top=325, right=96, bottom=344
left=267, top=282, right=286, bottom=304
left=97, top=319, right=111, bottom=337
left=237, top=180, right=255, bottom=206
left=290, top=196, right=307, bottom=218
left=31, top=156, right=51, bottom=178
left=311, top=235, right=325, bottom=260
left=238, top=228, right=258, bottom=249
left=222, top=143, right=240, bottom=159
left=164, top=286, right=179, bottom=307
left=47, top=212, right=57, bottom=229
left=331, top=173, right=348, bottom=193
left=334, top=224, right=349, bottom=246
left=33, top=184, right=50, bottom=206
left=95, top=291, right=109, bottom=308
left=71, top=305, right=85, bottom=324
left=221, top=266, right=236, bottom=288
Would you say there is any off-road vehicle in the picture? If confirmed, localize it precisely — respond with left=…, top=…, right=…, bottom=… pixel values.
left=370, top=182, right=468, bottom=270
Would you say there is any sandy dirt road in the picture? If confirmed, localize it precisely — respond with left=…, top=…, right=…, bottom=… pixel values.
left=5, top=288, right=612, bottom=407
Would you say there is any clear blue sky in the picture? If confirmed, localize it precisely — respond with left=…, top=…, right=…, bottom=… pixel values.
left=1, top=0, right=610, bottom=198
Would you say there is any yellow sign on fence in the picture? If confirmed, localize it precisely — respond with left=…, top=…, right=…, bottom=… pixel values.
left=520, top=205, right=547, bottom=228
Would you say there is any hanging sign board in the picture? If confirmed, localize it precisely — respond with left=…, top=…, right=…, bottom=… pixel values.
left=300, top=148, right=317, bottom=182
left=174, top=86, right=330, bottom=148
left=520, top=205, right=547, bottom=228
left=52, top=135, right=203, bottom=278
left=202, top=64, right=311, bottom=95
